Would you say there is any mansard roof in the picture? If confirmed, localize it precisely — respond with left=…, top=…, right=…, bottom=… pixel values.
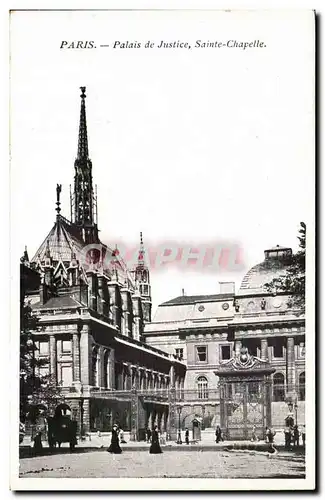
left=161, top=293, right=234, bottom=306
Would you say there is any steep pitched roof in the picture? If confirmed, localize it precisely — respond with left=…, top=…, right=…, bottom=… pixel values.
left=30, top=214, right=135, bottom=289
left=31, top=215, right=84, bottom=264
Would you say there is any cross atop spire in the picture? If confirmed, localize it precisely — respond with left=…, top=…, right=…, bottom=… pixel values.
left=77, top=86, right=89, bottom=159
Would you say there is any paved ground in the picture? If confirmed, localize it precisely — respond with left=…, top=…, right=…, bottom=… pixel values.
left=20, top=427, right=295, bottom=449
left=19, top=449, right=305, bottom=479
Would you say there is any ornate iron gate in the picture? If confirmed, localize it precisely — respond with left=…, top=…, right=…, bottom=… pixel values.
left=220, top=376, right=273, bottom=440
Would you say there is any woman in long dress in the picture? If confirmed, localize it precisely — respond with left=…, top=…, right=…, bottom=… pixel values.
left=149, top=426, right=163, bottom=454
left=107, top=425, right=122, bottom=454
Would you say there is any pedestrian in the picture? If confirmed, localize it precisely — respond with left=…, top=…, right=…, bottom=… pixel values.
left=33, top=431, right=43, bottom=456
left=215, top=425, right=222, bottom=444
left=185, top=428, right=189, bottom=445
left=293, top=425, right=300, bottom=447
left=107, top=424, right=122, bottom=454
left=146, top=427, right=152, bottom=443
left=251, top=425, right=257, bottom=442
left=265, top=427, right=271, bottom=443
left=284, top=427, right=291, bottom=449
left=268, top=428, right=276, bottom=444
left=302, top=425, right=306, bottom=446
left=149, top=425, right=163, bottom=454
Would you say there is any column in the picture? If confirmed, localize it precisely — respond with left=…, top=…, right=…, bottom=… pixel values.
left=261, top=339, right=268, bottom=361
left=169, top=364, right=175, bottom=386
left=109, top=350, right=115, bottom=389
left=99, top=346, right=105, bottom=388
left=154, top=410, right=159, bottom=428
left=72, top=332, right=81, bottom=385
left=287, top=337, right=296, bottom=395
left=82, top=398, right=90, bottom=434
left=167, top=364, right=177, bottom=440
left=49, top=334, right=57, bottom=383
left=161, top=410, right=166, bottom=433
left=79, top=325, right=90, bottom=386
left=175, top=376, right=179, bottom=399
left=105, top=351, right=111, bottom=389
left=130, top=385, right=139, bottom=441
left=157, top=410, right=162, bottom=431
left=147, top=408, right=153, bottom=429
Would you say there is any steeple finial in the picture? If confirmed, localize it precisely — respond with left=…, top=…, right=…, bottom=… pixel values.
left=138, top=231, right=145, bottom=266
left=20, top=246, right=29, bottom=264
left=56, top=184, right=62, bottom=215
left=77, top=86, right=89, bottom=159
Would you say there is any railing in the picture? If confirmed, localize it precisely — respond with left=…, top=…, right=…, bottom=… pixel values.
left=60, top=384, right=305, bottom=403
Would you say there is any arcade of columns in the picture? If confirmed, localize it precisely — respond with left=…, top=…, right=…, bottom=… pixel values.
left=233, top=336, right=298, bottom=395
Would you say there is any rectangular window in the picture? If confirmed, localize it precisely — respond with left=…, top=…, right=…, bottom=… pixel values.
left=273, top=344, right=284, bottom=358
left=39, top=341, right=49, bottom=356
left=62, top=340, right=72, bottom=353
left=61, top=365, right=73, bottom=387
left=221, top=345, right=231, bottom=360
left=175, top=348, right=184, bottom=360
left=196, top=346, right=207, bottom=363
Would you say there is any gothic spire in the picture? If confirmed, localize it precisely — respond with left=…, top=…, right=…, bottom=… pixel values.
left=134, top=232, right=152, bottom=322
left=77, top=86, right=89, bottom=159
left=71, top=86, right=99, bottom=244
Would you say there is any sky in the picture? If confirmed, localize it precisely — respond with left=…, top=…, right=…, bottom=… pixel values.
left=10, top=10, right=314, bottom=313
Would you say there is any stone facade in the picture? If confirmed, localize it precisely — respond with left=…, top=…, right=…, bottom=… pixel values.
left=144, top=248, right=305, bottom=432
left=20, top=87, right=186, bottom=440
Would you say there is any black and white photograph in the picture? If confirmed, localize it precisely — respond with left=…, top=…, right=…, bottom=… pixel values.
left=9, top=8, right=315, bottom=491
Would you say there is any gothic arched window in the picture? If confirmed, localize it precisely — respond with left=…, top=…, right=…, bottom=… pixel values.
left=197, top=376, right=208, bottom=400
left=273, top=372, right=285, bottom=402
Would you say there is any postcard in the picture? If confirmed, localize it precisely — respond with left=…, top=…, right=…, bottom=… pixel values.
left=10, top=8, right=315, bottom=491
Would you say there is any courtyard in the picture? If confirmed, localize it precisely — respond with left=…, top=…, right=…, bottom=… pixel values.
left=19, top=448, right=305, bottom=479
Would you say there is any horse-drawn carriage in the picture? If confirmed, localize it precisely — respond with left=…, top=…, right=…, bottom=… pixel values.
left=47, top=403, right=78, bottom=451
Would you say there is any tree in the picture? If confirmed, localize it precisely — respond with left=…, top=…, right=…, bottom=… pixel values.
left=264, top=222, right=306, bottom=309
left=20, top=298, right=62, bottom=423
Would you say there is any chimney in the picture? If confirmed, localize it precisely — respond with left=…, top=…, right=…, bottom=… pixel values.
left=182, top=288, right=185, bottom=296
left=219, top=282, right=235, bottom=294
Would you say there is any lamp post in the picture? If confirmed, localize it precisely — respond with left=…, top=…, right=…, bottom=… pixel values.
left=176, top=406, right=182, bottom=444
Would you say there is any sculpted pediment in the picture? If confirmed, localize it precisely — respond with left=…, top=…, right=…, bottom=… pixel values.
left=216, top=347, right=274, bottom=375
